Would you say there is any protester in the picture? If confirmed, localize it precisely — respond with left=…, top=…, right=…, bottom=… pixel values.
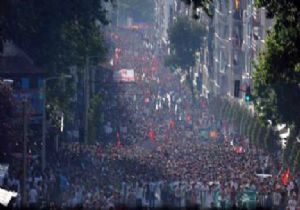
left=1, top=27, right=298, bottom=210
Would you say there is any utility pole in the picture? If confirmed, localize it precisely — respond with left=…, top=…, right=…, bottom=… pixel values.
left=22, top=100, right=28, bottom=207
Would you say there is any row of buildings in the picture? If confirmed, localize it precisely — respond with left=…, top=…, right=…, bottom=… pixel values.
left=154, top=0, right=272, bottom=103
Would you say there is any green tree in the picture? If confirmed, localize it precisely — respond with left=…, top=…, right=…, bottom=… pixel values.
left=0, top=0, right=110, bottom=132
left=253, top=0, right=300, bottom=129
left=88, top=94, right=102, bottom=144
left=181, top=0, right=213, bottom=18
left=166, top=16, right=206, bottom=99
left=253, top=0, right=300, bottom=169
left=0, top=82, right=20, bottom=155
left=118, top=0, right=155, bottom=23
left=0, top=0, right=109, bottom=68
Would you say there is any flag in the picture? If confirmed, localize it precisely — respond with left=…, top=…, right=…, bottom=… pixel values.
left=233, top=146, right=245, bottom=154
left=96, top=145, right=102, bottom=157
left=151, top=57, right=159, bottom=72
left=148, top=129, right=156, bottom=142
left=281, top=168, right=290, bottom=186
left=116, top=131, right=122, bottom=148
left=186, top=114, right=192, bottom=124
left=170, top=119, right=175, bottom=129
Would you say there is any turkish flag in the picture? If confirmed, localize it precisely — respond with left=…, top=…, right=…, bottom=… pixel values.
left=148, top=129, right=156, bottom=142
left=281, top=168, right=290, bottom=186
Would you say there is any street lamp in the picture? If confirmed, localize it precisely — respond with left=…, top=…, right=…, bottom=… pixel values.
left=42, top=74, right=72, bottom=170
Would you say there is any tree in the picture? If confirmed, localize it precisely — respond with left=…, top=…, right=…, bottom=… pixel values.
left=254, top=0, right=300, bottom=169
left=166, top=16, right=206, bottom=98
left=88, top=94, right=102, bottom=144
left=0, top=82, right=19, bottom=155
left=118, top=0, right=155, bottom=23
left=181, top=0, right=213, bottom=18
left=253, top=0, right=300, bottom=128
left=0, top=0, right=110, bottom=134
left=0, top=0, right=109, bottom=68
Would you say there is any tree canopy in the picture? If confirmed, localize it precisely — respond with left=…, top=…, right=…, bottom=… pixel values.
left=166, top=16, right=206, bottom=70
left=0, top=0, right=112, bottom=127
left=181, top=0, right=213, bottom=18
left=118, top=0, right=155, bottom=23
left=165, top=16, right=206, bottom=99
left=253, top=0, right=300, bottom=129
left=253, top=0, right=300, bottom=170
left=0, top=0, right=110, bottom=69
left=0, top=82, right=20, bottom=155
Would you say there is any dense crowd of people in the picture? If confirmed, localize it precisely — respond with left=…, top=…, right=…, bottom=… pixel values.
left=1, top=27, right=300, bottom=210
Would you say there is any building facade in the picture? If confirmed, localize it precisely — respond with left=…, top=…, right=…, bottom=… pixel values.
left=199, top=0, right=272, bottom=101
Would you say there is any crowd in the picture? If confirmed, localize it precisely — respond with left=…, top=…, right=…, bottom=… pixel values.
left=1, top=27, right=300, bottom=210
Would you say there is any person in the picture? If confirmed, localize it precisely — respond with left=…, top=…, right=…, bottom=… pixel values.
left=135, top=182, right=143, bottom=207
left=28, top=185, right=38, bottom=208
left=272, top=189, right=282, bottom=210
left=287, top=194, right=298, bottom=210
left=174, top=184, right=182, bottom=208
left=160, top=182, right=169, bottom=207
left=149, top=181, right=156, bottom=208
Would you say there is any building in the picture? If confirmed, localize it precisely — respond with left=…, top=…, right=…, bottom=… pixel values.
left=194, top=6, right=214, bottom=99
left=201, top=0, right=272, bottom=102
left=242, top=1, right=273, bottom=94
left=209, top=0, right=246, bottom=98
left=0, top=41, right=45, bottom=129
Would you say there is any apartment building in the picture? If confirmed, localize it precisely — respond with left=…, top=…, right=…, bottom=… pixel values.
left=242, top=1, right=273, bottom=92
left=205, top=0, right=272, bottom=101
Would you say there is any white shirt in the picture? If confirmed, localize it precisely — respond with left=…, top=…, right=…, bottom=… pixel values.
left=135, top=187, right=144, bottom=199
left=288, top=199, right=297, bottom=210
left=28, top=188, right=38, bottom=204
left=272, top=192, right=281, bottom=206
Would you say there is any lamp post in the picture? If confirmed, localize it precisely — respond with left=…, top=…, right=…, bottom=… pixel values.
left=42, top=75, right=72, bottom=170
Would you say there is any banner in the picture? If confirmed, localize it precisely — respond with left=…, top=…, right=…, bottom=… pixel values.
left=113, top=69, right=135, bottom=82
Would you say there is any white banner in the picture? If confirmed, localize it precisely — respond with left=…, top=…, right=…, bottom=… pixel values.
left=0, top=188, right=17, bottom=207
left=113, top=69, right=135, bottom=82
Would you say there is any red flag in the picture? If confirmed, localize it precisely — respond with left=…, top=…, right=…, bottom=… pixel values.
left=151, top=57, right=159, bottom=72
left=96, top=145, right=102, bottom=157
left=186, top=115, right=192, bottom=124
left=233, top=146, right=245, bottom=154
left=281, top=168, right=290, bottom=186
left=116, top=131, right=122, bottom=148
left=170, top=119, right=175, bottom=129
left=148, top=129, right=156, bottom=142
